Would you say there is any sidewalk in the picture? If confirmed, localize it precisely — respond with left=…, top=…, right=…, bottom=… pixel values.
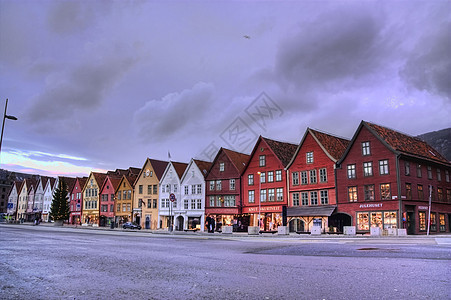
left=4, top=221, right=451, bottom=240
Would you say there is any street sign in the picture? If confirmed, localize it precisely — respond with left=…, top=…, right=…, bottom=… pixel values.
left=170, top=193, right=176, bottom=202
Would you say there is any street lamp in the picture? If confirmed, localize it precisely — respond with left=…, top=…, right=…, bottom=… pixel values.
left=0, top=99, right=18, bottom=158
left=257, top=171, right=261, bottom=229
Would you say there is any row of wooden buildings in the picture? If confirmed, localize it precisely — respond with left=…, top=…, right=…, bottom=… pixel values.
left=6, top=121, right=451, bottom=234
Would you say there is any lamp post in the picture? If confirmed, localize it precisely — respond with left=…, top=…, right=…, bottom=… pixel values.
left=257, top=171, right=261, bottom=229
left=0, top=99, right=18, bottom=160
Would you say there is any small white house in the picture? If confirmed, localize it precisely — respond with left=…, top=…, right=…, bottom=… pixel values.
left=7, top=181, right=21, bottom=219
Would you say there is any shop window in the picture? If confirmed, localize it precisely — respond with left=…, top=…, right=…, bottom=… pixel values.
left=439, top=214, right=445, bottom=231
left=419, top=211, right=426, bottom=231
left=430, top=213, right=436, bottom=232
left=383, top=211, right=397, bottom=229
left=371, top=212, right=383, bottom=229
left=357, top=212, right=369, bottom=231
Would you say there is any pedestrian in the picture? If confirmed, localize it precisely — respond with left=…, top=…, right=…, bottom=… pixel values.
left=211, top=218, right=216, bottom=233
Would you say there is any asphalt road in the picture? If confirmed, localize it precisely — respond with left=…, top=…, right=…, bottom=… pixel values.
left=1, top=224, right=450, bottom=300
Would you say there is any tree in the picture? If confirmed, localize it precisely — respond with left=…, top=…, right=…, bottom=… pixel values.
left=49, top=178, right=70, bottom=222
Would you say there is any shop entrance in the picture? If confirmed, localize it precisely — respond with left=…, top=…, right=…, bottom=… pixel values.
left=145, top=216, right=150, bottom=229
left=136, top=215, right=141, bottom=226
left=406, top=212, right=415, bottom=235
left=289, top=218, right=304, bottom=232
left=176, top=216, right=184, bottom=231
left=328, top=213, right=351, bottom=233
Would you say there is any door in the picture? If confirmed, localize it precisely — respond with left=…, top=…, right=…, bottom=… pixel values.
left=407, top=212, right=415, bottom=235
left=176, top=216, right=184, bottom=231
left=145, top=216, right=150, bottom=229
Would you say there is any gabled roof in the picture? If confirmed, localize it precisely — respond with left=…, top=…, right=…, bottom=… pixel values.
left=48, top=177, right=56, bottom=191
left=222, top=148, right=250, bottom=174
left=172, top=161, right=189, bottom=179
left=287, top=128, right=350, bottom=168
left=338, top=121, right=450, bottom=166
left=128, top=167, right=141, bottom=176
left=59, top=176, right=77, bottom=193
left=193, top=159, right=212, bottom=178
left=262, top=136, right=298, bottom=167
left=134, top=158, right=169, bottom=186
left=100, top=175, right=123, bottom=193
left=82, top=172, right=107, bottom=191
left=117, top=174, right=138, bottom=192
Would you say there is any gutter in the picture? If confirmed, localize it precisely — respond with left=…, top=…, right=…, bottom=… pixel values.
left=395, top=154, right=403, bottom=229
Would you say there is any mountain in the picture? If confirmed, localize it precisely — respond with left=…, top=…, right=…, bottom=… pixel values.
left=417, top=128, right=451, bottom=162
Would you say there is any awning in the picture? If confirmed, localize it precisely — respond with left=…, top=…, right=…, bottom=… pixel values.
left=287, top=206, right=336, bottom=217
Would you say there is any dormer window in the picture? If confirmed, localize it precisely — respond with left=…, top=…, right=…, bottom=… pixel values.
left=306, top=152, right=314, bottom=164
left=219, top=162, right=225, bottom=172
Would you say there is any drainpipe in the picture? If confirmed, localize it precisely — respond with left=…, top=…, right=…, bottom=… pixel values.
left=396, top=154, right=402, bottom=229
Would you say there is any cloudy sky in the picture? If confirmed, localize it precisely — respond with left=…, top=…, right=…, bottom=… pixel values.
left=1, top=0, right=450, bottom=177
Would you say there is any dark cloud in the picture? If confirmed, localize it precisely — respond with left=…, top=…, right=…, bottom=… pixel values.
left=401, top=20, right=451, bottom=100
left=274, top=6, right=389, bottom=91
left=133, top=82, right=216, bottom=141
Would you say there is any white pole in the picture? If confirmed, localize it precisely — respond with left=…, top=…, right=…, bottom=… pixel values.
left=427, top=185, right=432, bottom=236
left=257, top=172, right=261, bottom=229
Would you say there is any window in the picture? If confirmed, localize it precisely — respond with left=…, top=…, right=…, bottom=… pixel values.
left=383, top=211, right=397, bottom=229
left=430, top=213, right=437, bottom=232
left=260, top=172, right=266, bottom=183
left=138, top=199, right=143, bottom=208
left=379, top=160, right=389, bottom=175
left=427, top=166, right=432, bottom=179
left=153, top=185, right=157, bottom=194
left=184, top=186, right=189, bottom=195
left=184, top=199, right=189, bottom=209
left=310, top=191, right=318, bottom=205
left=191, top=185, right=196, bottom=194
left=139, top=185, right=143, bottom=194
left=417, top=164, right=422, bottom=178
left=364, top=185, right=374, bottom=201
left=225, top=195, right=235, bottom=207
left=191, top=199, right=196, bottom=210
left=209, top=196, right=215, bottom=207
left=166, top=184, right=171, bottom=193
left=267, top=171, right=274, bottom=183
left=437, top=188, right=443, bottom=202
left=419, top=211, right=426, bottom=231
left=197, top=199, right=202, bottom=210
left=320, top=190, right=328, bottom=205
left=248, top=174, right=254, bottom=186
left=259, top=155, right=266, bottom=167
left=292, top=172, right=299, bottom=185
left=301, top=192, right=308, bottom=206
left=380, top=184, right=391, bottom=200
left=216, top=196, right=222, bottom=207
left=417, top=185, right=424, bottom=200
left=216, top=180, right=222, bottom=190
left=347, top=164, right=356, bottom=179
left=276, top=170, right=282, bottom=181
left=123, top=191, right=127, bottom=200
left=110, top=204, right=114, bottom=212
left=306, top=152, right=314, bottom=164
left=437, top=169, right=441, bottom=181
left=122, top=204, right=126, bottom=212
left=127, top=190, right=131, bottom=200
left=405, top=162, right=410, bottom=176
left=209, top=181, right=215, bottom=191
left=153, top=199, right=157, bottom=208
left=230, top=179, right=235, bottom=190
left=117, top=204, right=120, bottom=212
left=173, top=184, right=177, bottom=193
left=268, top=189, right=275, bottom=201
left=248, top=190, right=255, bottom=203
left=439, top=214, right=446, bottom=231
left=147, top=200, right=151, bottom=208
left=293, top=193, right=299, bottom=206
left=301, top=171, right=308, bottom=185
left=361, top=142, right=370, bottom=156
left=117, top=192, right=121, bottom=200
left=197, top=184, right=202, bottom=194
left=447, top=189, right=451, bottom=203
left=319, top=168, right=327, bottom=183
left=363, top=162, right=373, bottom=177
left=357, top=212, right=369, bottom=231
left=219, top=162, right=225, bottom=172
left=446, top=170, right=450, bottom=182
left=310, top=170, right=317, bottom=184
left=260, top=189, right=266, bottom=202
left=348, top=187, right=357, bottom=202
left=148, top=185, right=152, bottom=195
left=406, top=183, right=412, bottom=200
left=276, top=188, right=283, bottom=201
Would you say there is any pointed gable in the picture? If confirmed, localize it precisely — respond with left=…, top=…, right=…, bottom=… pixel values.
left=222, top=148, right=250, bottom=174
left=262, top=136, right=298, bottom=167
left=310, top=129, right=350, bottom=162
left=172, top=162, right=189, bottom=179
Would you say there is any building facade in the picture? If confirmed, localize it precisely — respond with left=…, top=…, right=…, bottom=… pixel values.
left=336, top=121, right=451, bottom=234
left=115, top=174, right=137, bottom=226
left=6, top=181, right=21, bottom=220
left=133, top=158, right=168, bottom=229
left=205, top=148, right=249, bottom=231
left=82, top=172, right=106, bottom=226
left=42, top=178, right=56, bottom=222
left=287, top=129, right=350, bottom=233
left=242, top=136, right=298, bottom=231
left=99, top=175, right=121, bottom=227
left=69, top=177, right=87, bottom=225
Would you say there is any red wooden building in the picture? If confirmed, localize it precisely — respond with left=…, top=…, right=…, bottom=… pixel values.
left=99, top=175, right=122, bottom=227
left=241, top=136, right=297, bottom=231
left=286, top=128, right=350, bottom=233
left=205, top=148, right=249, bottom=231
left=69, top=177, right=87, bottom=225
left=336, top=121, right=451, bottom=234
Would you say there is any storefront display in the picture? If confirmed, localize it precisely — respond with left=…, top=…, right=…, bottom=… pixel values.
left=419, top=211, right=426, bottom=231
left=357, top=211, right=397, bottom=232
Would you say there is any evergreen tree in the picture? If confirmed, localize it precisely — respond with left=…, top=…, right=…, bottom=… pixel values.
left=49, top=178, right=70, bottom=221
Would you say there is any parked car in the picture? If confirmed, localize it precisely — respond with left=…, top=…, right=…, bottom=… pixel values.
left=122, top=222, right=141, bottom=230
